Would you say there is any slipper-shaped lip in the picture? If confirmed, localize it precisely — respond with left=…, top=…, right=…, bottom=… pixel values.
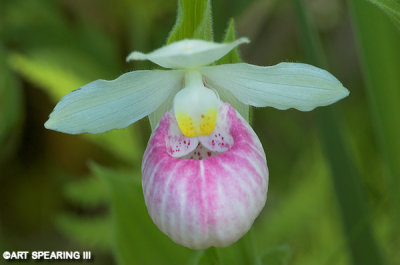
left=141, top=103, right=268, bottom=249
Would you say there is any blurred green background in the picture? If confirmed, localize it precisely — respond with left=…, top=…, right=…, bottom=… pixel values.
left=1, top=0, right=399, bottom=264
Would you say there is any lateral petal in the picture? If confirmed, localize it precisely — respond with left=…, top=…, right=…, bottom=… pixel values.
left=45, top=70, right=184, bottom=134
left=202, top=63, right=349, bottom=111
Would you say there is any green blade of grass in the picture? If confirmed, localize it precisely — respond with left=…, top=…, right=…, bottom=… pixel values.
left=317, top=108, right=384, bottom=265
left=292, top=0, right=384, bottom=264
left=0, top=46, right=24, bottom=165
left=349, top=0, right=400, bottom=233
left=366, top=0, right=400, bottom=29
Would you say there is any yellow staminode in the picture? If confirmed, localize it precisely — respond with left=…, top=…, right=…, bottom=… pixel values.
left=173, top=70, right=220, bottom=137
left=176, top=108, right=217, bottom=137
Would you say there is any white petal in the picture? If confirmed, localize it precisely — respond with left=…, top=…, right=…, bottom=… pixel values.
left=45, top=70, right=184, bottom=134
left=202, top=63, right=349, bottom=111
left=126, top=38, right=249, bottom=69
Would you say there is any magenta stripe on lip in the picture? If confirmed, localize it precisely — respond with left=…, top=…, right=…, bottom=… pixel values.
left=142, top=103, right=269, bottom=249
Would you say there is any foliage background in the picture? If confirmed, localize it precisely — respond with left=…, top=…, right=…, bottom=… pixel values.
left=0, top=0, right=399, bottom=264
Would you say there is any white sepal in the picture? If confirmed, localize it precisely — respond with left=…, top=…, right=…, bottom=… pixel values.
left=45, top=70, right=184, bottom=134
left=202, top=63, right=349, bottom=111
left=126, top=38, right=249, bottom=69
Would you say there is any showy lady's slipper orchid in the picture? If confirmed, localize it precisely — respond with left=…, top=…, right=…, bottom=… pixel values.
left=45, top=38, right=348, bottom=249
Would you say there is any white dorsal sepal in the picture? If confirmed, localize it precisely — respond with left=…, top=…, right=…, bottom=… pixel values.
left=126, top=38, right=250, bottom=69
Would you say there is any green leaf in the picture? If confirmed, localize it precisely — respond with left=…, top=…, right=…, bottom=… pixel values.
left=258, top=245, right=292, bottom=265
left=0, top=47, right=24, bottom=165
left=292, top=0, right=385, bottom=264
left=9, top=51, right=143, bottom=164
left=216, top=19, right=241, bottom=65
left=55, top=213, right=112, bottom=250
left=350, top=0, right=400, bottom=235
left=63, top=176, right=109, bottom=208
left=91, top=163, right=193, bottom=265
left=366, top=0, right=400, bottom=29
left=167, top=0, right=213, bottom=43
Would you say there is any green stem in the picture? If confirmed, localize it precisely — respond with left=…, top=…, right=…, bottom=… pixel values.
left=237, top=229, right=256, bottom=265
left=204, top=247, right=221, bottom=265
left=292, top=0, right=384, bottom=264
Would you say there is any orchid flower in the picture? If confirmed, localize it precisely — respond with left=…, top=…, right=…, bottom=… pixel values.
left=45, top=37, right=348, bottom=249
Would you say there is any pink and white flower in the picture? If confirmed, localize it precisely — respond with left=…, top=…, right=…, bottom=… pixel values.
left=45, top=38, right=348, bottom=249
left=142, top=102, right=268, bottom=249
